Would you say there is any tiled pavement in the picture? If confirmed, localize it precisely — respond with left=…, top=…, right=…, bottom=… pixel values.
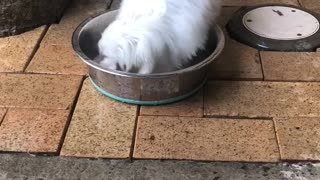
left=1, top=0, right=320, bottom=169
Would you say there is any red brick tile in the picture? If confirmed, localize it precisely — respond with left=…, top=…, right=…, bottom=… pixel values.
left=0, top=74, right=82, bottom=109
left=209, top=36, right=263, bottom=80
left=140, top=90, right=203, bottom=117
left=204, top=81, right=320, bottom=118
left=41, top=3, right=105, bottom=47
left=0, top=27, right=46, bottom=72
left=35, top=3, right=106, bottom=75
left=110, top=0, right=121, bottom=10
left=26, top=45, right=87, bottom=75
left=217, top=7, right=240, bottom=26
left=0, top=109, right=7, bottom=124
left=275, top=117, right=320, bottom=161
left=0, top=109, right=69, bottom=153
left=134, top=116, right=279, bottom=162
left=299, top=0, right=320, bottom=9
left=209, top=7, right=263, bottom=80
left=261, top=52, right=320, bottom=82
left=61, top=79, right=137, bottom=158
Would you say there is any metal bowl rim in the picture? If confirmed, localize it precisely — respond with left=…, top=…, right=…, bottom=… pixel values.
left=72, top=10, right=225, bottom=78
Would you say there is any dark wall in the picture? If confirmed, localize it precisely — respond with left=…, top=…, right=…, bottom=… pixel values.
left=0, top=0, right=70, bottom=37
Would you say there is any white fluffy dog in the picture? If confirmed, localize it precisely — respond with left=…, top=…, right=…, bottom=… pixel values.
left=97, top=0, right=221, bottom=74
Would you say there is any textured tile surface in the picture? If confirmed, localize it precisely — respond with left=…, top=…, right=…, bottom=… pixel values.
left=209, top=7, right=263, bottom=80
left=0, top=27, right=45, bottom=72
left=26, top=45, right=87, bottom=75
left=35, top=2, right=105, bottom=75
left=41, top=25, right=74, bottom=47
left=261, top=52, right=320, bottom=81
left=217, top=7, right=239, bottom=27
left=204, top=81, right=320, bottom=118
left=0, top=109, right=69, bottom=152
left=275, top=117, right=320, bottom=161
left=222, top=0, right=300, bottom=6
left=41, top=4, right=105, bottom=47
left=0, top=74, right=82, bottom=109
left=140, top=90, right=203, bottom=117
left=134, top=116, right=279, bottom=162
left=68, top=0, right=110, bottom=10
left=61, top=79, right=137, bottom=158
left=0, top=109, right=6, bottom=124
left=209, top=36, right=263, bottom=80
left=110, top=0, right=121, bottom=10
left=300, top=0, right=320, bottom=9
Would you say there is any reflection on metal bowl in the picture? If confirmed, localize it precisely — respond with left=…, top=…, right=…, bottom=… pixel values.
left=72, top=10, right=225, bottom=105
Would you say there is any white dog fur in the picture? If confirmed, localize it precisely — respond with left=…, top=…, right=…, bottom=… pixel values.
left=97, top=0, right=221, bottom=74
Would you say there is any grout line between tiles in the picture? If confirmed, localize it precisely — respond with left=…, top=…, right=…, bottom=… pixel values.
left=129, top=105, right=141, bottom=161
left=0, top=151, right=57, bottom=156
left=132, top=157, right=280, bottom=164
left=258, top=51, right=265, bottom=81
left=56, top=76, right=86, bottom=156
left=208, top=78, right=263, bottom=82
left=272, top=118, right=283, bottom=161
left=203, top=115, right=273, bottom=120
left=206, top=79, right=320, bottom=83
left=58, top=0, right=74, bottom=23
left=139, top=114, right=203, bottom=118
left=107, top=0, right=114, bottom=9
left=138, top=114, right=273, bottom=120
left=0, top=107, right=79, bottom=111
left=22, top=26, right=49, bottom=72
left=263, top=79, right=320, bottom=83
left=206, top=79, right=263, bottom=83
left=0, top=71, right=87, bottom=76
left=0, top=109, right=8, bottom=127
left=0, top=72, right=84, bottom=77
left=202, top=86, right=205, bottom=118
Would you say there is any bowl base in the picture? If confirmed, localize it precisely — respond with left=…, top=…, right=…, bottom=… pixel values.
left=89, top=78, right=206, bottom=106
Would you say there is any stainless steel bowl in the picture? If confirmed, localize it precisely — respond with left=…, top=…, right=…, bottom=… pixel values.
left=72, top=10, right=225, bottom=105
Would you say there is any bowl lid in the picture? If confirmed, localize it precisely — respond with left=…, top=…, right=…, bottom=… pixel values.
left=226, top=4, right=320, bottom=51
